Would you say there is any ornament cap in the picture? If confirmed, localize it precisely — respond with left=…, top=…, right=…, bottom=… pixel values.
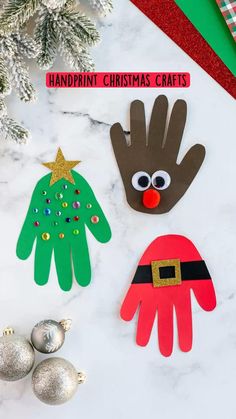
left=59, top=319, right=72, bottom=332
left=3, top=327, right=14, bottom=336
left=78, top=371, right=86, bottom=384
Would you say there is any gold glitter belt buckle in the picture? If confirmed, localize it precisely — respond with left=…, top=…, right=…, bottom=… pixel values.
left=151, top=259, right=182, bottom=288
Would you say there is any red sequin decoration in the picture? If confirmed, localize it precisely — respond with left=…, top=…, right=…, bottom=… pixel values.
left=74, top=216, right=80, bottom=221
left=91, top=216, right=99, bottom=224
left=75, top=189, right=81, bottom=194
left=130, top=0, right=236, bottom=99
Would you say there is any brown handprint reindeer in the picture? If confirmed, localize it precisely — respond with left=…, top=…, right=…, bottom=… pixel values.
left=110, top=95, right=205, bottom=214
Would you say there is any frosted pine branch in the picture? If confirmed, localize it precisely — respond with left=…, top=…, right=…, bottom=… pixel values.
left=0, top=55, right=11, bottom=96
left=12, top=32, right=40, bottom=58
left=1, top=116, right=29, bottom=142
left=59, top=36, right=94, bottom=71
left=60, top=8, right=100, bottom=45
left=88, top=0, right=113, bottom=16
left=0, top=34, right=17, bottom=57
left=0, top=0, right=40, bottom=34
left=41, top=0, right=67, bottom=9
left=9, top=51, right=36, bottom=102
left=57, top=14, right=94, bottom=71
left=0, top=99, right=29, bottom=143
left=35, top=3, right=99, bottom=71
left=0, top=33, right=37, bottom=100
left=0, top=0, right=112, bottom=142
left=35, top=9, right=58, bottom=69
left=0, top=98, right=7, bottom=116
left=56, top=4, right=98, bottom=70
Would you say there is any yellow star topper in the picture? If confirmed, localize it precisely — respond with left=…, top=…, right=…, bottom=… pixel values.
left=42, top=148, right=81, bottom=186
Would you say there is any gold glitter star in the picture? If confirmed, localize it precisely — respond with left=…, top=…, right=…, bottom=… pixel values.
left=42, top=148, right=80, bottom=186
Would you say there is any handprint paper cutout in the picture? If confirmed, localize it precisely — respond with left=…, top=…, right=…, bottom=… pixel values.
left=16, top=148, right=111, bottom=291
left=120, top=235, right=216, bottom=356
left=110, top=95, right=206, bottom=214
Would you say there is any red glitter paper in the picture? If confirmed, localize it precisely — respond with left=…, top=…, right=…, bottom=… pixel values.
left=130, top=0, right=236, bottom=99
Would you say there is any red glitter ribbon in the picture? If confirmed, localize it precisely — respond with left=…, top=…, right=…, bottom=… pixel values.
left=130, top=0, right=236, bottom=99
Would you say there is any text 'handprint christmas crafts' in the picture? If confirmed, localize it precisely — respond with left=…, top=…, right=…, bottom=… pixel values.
left=16, top=148, right=111, bottom=291
left=110, top=95, right=206, bottom=214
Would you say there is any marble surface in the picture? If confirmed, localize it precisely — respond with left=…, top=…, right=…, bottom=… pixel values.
left=0, top=1, right=236, bottom=418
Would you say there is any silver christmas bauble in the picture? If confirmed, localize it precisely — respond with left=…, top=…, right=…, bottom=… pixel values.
left=32, top=357, right=86, bottom=405
left=31, top=319, right=71, bottom=354
left=0, top=328, right=35, bottom=381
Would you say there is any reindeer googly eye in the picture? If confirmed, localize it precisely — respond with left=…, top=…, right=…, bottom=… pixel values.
left=132, top=171, right=151, bottom=191
left=152, top=170, right=171, bottom=190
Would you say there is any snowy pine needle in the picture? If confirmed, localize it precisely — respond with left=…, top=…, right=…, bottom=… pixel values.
left=89, top=0, right=113, bottom=16
left=0, top=0, right=112, bottom=142
left=0, top=0, right=40, bottom=34
left=0, top=99, right=29, bottom=143
left=0, top=55, right=11, bottom=96
left=35, top=3, right=100, bottom=70
left=0, top=32, right=37, bottom=101
left=12, top=32, right=40, bottom=58
left=9, top=51, right=36, bottom=101
left=35, top=9, right=58, bottom=69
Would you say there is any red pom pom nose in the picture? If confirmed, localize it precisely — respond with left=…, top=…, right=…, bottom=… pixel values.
left=142, top=189, right=161, bottom=209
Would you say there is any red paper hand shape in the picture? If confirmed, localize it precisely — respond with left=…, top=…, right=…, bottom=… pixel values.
left=120, top=235, right=216, bottom=356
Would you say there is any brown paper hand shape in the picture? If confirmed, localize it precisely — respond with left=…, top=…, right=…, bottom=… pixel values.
left=110, top=95, right=206, bottom=214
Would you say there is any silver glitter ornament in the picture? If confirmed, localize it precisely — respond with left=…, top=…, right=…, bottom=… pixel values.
left=31, top=319, right=72, bottom=354
left=32, top=357, right=86, bottom=405
left=0, top=327, right=35, bottom=381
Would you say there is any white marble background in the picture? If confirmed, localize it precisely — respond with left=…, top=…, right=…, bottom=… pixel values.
left=0, top=1, right=235, bottom=418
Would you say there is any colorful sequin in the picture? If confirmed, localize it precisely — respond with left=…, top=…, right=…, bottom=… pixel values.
left=44, top=208, right=51, bottom=216
left=73, top=201, right=80, bottom=209
left=55, top=192, right=63, bottom=200
left=91, top=216, right=99, bottom=224
left=42, top=232, right=50, bottom=241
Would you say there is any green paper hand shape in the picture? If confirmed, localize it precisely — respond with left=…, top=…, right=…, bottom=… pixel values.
left=16, top=171, right=111, bottom=291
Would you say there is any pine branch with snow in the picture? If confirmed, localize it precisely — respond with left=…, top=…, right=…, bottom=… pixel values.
left=89, top=0, right=113, bottom=16
left=0, top=0, right=113, bottom=143
left=35, top=2, right=100, bottom=71
left=0, top=0, right=40, bottom=34
left=0, top=98, right=29, bottom=143
left=0, top=32, right=39, bottom=101
left=34, top=8, right=58, bottom=69
left=0, top=55, right=11, bottom=96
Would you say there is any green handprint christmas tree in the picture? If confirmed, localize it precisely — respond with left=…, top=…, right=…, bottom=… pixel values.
left=16, top=148, right=112, bottom=291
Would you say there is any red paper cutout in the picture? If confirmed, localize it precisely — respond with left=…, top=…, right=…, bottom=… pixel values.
left=130, top=0, right=236, bottom=99
left=120, top=235, right=216, bottom=356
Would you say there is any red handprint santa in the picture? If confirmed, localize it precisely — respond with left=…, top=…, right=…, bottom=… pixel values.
left=120, top=234, right=216, bottom=356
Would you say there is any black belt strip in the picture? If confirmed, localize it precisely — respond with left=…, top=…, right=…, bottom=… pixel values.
left=132, top=260, right=211, bottom=284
